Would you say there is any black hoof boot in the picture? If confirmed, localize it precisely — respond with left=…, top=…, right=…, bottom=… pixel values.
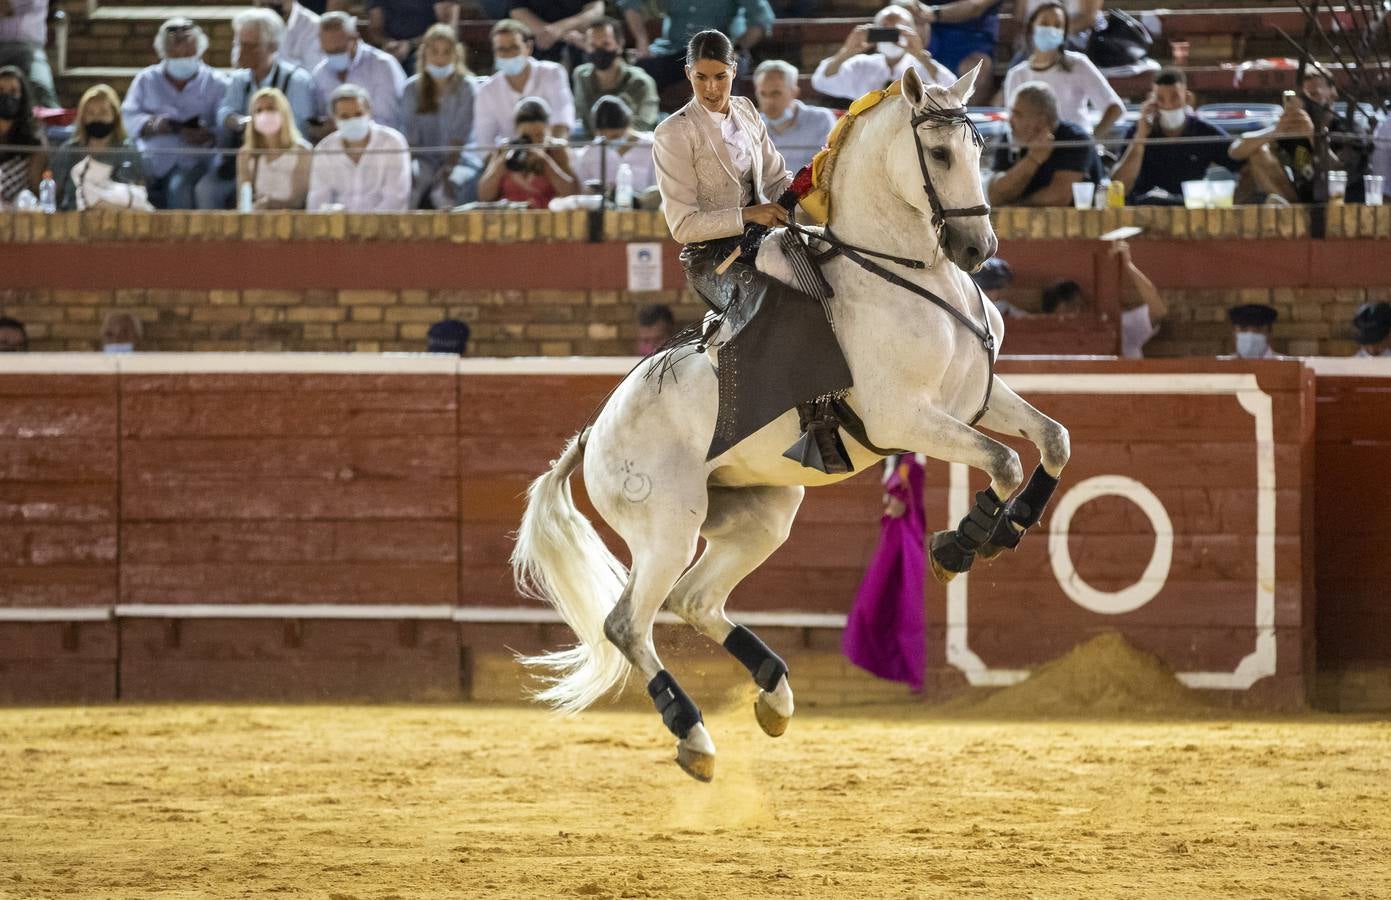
left=930, top=530, right=975, bottom=584
left=978, top=466, right=1060, bottom=560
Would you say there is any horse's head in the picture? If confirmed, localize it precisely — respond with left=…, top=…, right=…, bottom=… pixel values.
left=888, top=64, right=998, bottom=272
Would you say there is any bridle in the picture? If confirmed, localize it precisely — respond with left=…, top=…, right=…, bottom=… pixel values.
left=908, top=99, right=992, bottom=231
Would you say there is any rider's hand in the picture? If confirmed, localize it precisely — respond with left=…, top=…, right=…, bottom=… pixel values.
left=742, top=203, right=790, bottom=227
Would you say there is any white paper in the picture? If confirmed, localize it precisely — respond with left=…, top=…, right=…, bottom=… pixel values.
left=626, top=242, right=663, bottom=292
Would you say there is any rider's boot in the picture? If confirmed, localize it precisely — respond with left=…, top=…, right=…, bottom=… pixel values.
left=783, top=399, right=853, bottom=475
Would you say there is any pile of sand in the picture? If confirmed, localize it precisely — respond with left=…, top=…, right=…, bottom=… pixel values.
left=944, top=632, right=1211, bottom=717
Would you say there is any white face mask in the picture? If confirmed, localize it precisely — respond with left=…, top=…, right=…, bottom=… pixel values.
left=1157, top=106, right=1188, bottom=131
left=1234, top=332, right=1268, bottom=359
left=103, top=343, right=134, bottom=354
left=163, top=56, right=201, bottom=81
left=496, top=55, right=529, bottom=77
left=877, top=41, right=904, bottom=60
left=336, top=114, right=371, bottom=142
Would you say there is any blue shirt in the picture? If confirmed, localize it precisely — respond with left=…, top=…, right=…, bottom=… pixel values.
left=764, top=100, right=836, bottom=175
left=121, top=62, right=229, bottom=178
left=617, top=0, right=774, bottom=59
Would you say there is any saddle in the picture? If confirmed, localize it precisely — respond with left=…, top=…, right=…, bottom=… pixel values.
left=678, top=232, right=856, bottom=473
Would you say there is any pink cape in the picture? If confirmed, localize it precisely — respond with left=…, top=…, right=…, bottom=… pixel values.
left=843, top=454, right=927, bottom=692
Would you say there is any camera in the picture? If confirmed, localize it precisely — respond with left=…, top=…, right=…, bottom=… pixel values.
left=504, top=137, right=531, bottom=172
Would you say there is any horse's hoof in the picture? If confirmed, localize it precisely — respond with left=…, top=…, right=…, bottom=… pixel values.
left=975, top=541, right=1004, bottom=561
left=930, top=531, right=974, bottom=584
left=930, top=554, right=958, bottom=585
left=754, top=692, right=789, bottom=737
left=675, top=744, right=716, bottom=782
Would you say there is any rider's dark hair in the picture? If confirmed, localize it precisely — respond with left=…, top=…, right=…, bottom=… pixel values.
left=1041, top=279, right=1084, bottom=314
left=686, top=29, right=736, bottom=68
left=1025, top=2, right=1074, bottom=72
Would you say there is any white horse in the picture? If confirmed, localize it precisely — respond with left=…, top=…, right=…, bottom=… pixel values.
left=512, top=66, right=1070, bottom=782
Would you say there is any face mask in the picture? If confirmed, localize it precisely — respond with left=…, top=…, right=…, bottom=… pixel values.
left=1033, top=25, right=1065, bottom=53
left=0, top=94, right=20, bottom=120
left=1157, top=107, right=1188, bottom=131
left=877, top=41, right=903, bottom=60
left=1234, top=332, right=1268, bottom=359
left=336, top=114, right=371, bottom=142
left=253, top=111, right=283, bottom=135
left=164, top=56, right=201, bottom=81
left=762, top=107, right=795, bottom=127
left=102, top=343, right=134, bottom=354
left=496, top=55, right=529, bottom=77
left=324, top=51, right=352, bottom=74
left=587, top=48, right=618, bottom=70
left=426, top=62, right=456, bottom=80
left=85, top=120, right=115, bottom=139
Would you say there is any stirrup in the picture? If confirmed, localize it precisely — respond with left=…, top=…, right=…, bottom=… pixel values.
left=783, top=401, right=853, bottom=475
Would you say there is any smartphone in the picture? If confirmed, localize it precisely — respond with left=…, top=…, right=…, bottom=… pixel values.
left=867, top=26, right=901, bottom=44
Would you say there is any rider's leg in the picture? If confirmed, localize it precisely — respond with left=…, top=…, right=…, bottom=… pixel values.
left=665, top=485, right=805, bottom=736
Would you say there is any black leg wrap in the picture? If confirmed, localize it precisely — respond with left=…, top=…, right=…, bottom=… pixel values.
left=932, top=488, right=1006, bottom=574
left=647, top=670, right=702, bottom=739
left=1008, top=465, right=1059, bottom=529
left=723, top=625, right=789, bottom=693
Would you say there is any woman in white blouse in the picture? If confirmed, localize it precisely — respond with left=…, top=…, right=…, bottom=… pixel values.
left=236, top=87, right=312, bottom=209
left=1002, top=1, right=1122, bottom=137
left=651, top=29, right=791, bottom=250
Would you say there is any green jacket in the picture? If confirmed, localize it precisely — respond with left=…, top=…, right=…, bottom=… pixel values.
left=571, top=62, right=660, bottom=139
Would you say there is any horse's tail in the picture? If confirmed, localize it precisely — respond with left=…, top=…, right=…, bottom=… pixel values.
left=512, top=429, right=631, bottom=713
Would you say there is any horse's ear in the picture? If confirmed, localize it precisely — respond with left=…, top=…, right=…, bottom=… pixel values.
left=948, top=60, right=983, bottom=106
left=901, top=66, right=926, bottom=110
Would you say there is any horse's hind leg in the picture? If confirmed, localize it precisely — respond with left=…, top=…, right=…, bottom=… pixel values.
left=972, top=377, right=1071, bottom=559
left=665, top=485, right=804, bottom=738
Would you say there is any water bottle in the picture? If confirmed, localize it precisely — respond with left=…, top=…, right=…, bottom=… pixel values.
left=38, top=170, right=56, bottom=213
left=614, top=163, right=633, bottom=210
left=237, top=180, right=254, bottom=213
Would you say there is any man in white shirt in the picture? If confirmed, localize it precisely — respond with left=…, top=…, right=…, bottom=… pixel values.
left=1227, top=303, right=1282, bottom=360
left=811, top=5, right=953, bottom=103
left=255, top=0, right=324, bottom=72
left=574, top=96, right=655, bottom=196
left=307, top=83, right=410, bottom=212
left=472, top=18, right=577, bottom=147
left=311, top=11, right=407, bottom=130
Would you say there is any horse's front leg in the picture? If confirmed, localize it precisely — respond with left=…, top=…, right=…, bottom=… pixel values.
left=972, top=376, right=1071, bottom=560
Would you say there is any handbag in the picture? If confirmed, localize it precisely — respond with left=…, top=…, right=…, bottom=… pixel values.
left=1086, top=9, right=1154, bottom=69
left=73, top=156, right=154, bottom=211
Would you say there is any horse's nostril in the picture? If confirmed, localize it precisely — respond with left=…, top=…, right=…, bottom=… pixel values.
left=966, top=246, right=982, bottom=262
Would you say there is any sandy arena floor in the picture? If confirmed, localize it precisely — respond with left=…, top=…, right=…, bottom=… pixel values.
left=1, top=701, right=1388, bottom=899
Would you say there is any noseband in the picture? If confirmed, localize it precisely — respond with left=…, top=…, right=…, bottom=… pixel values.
left=909, top=103, right=991, bottom=230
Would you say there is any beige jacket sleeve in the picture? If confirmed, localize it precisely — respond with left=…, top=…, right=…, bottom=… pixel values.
left=653, top=113, right=745, bottom=244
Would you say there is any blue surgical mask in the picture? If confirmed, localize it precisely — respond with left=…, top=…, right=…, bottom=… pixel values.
left=426, top=62, right=456, bottom=81
left=1235, top=332, right=1269, bottom=359
left=495, top=55, right=529, bottom=78
left=324, top=51, right=351, bottom=74
left=336, top=114, right=371, bottom=142
left=163, top=56, right=201, bottom=81
left=1033, top=24, right=1065, bottom=53
left=762, top=107, right=795, bottom=128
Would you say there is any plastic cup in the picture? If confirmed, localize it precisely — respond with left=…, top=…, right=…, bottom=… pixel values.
left=1328, top=170, right=1348, bottom=203
left=1208, top=180, right=1236, bottom=209
left=1072, top=181, right=1096, bottom=209
left=1181, top=180, right=1210, bottom=209
left=1365, top=175, right=1385, bottom=206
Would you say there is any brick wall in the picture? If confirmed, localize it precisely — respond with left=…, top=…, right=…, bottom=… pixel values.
left=5, top=208, right=1391, bottom=356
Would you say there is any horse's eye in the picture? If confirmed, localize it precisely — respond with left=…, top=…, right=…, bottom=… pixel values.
left=931, top=147, right=950, bottom=163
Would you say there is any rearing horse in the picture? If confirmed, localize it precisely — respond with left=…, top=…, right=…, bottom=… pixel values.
left=512, top=66, right=1071, bottom=782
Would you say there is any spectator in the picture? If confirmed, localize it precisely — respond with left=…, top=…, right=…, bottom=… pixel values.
left=1372, top=114, right=1390, bottom=202
left=0, top=0, right=56, bottom=108
left=636, top=303, right=675, bottom=355
left=199, top=8, right=318, bottom=209
left=51, top=84, right=146, bottom=211
left=1352, top=302, right=1391, bottom=358
left=621, top=0, right=774, bottom=93
left=477, top=95, right=577, bottom=207
left=101, top=312, right=143, bottom=353
left=313, top=11, right=407, bottom=130
left=753, top=59, right=834, bottom=174
left=574, top=96, right=656, bottom=198
left=812, top=6, right=953, bottom=103
left=366, top=0, right=459, bottom=72
left=572, top=17, right=658, bottom=139
left=1227, top=303, right=1280, bottom=360
left=237, top=87, right=312, bottom=208
left=1002, top=1, right=1121, bottom=137
left=1111, top=67, right=1240, bottom=203
left=254, top=0, right=325, bottom=74
left=473, top=19, right=576, bottom=147
left=1040, top=240, right=1166, bottom=357
left=988, top=80, right=1100, bottom=207
left=426, top=318, right=470, bottom=355
left=1013, top=0, right=1101, bottom=51
left=507, top=0, right=603, bottom=68
left=898, top=0, right=1003, bottom=83
left=307, top=83, right=410, bottom=211
left=0, top=316, right=26, bottom=352
left=404, top=23, right=477, bottom=209
left=0, top=65, right=45, bottom=206
left=121, top=19, right=228, bottom=210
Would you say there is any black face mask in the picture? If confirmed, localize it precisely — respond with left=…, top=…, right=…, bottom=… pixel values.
left=85, top=120, right=115, bottom=139
left=588, top=49, right=619, bottom=70
left=0, top=94, right=22, bottom=120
